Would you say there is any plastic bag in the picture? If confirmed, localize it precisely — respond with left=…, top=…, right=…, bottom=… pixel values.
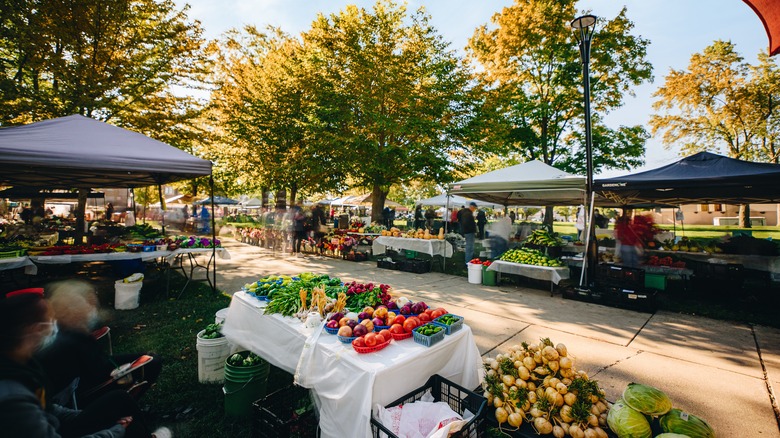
left=374, top=389, right=464, bottom=438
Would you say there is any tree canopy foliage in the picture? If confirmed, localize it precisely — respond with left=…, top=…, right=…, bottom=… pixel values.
left=466, top=0, right=652, bottom=175
left=651, top=40, right=780, bottom=163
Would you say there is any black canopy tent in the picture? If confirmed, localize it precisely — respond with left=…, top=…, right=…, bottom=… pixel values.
left=595, top=152, right=780, bottom=206
left=0, top=115, right=218, bottom=290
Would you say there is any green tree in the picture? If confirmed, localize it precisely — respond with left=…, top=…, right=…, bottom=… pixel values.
left=650, top=41, right=780, bottom=226
left=467, top=0, right=652, bottom=222
left=303, top=0, right=476, bottom=221
left=0, top=0, right=208, bottom=159
left=207, top=26, right=346, bottom=204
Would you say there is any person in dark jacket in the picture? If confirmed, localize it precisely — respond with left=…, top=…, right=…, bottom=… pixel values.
left=37, top=281, right=162, bottom=407
left=476, top=208, right=487, bottom=239
left=0, top=290, right=170, bottom=438
left=413, top=205, right=423, bottom=229
left=291, top=205, right=306, bottom=255
left=461, top=202, right=478, bottom=265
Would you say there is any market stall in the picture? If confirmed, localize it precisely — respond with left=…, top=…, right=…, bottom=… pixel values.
left=373, top=236, right=453, bottom=258
left=487, top=260, right=570, bottom=293
left=0, top=115, right=219, bottom=289
left=222, top=274, right=482, bottom=438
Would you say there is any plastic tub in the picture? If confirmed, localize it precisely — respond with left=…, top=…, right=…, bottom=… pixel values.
left=482, top=264, right=497, bottom=286
left=196, top=330, right=231, bottom=383
left=215, top=308, right=229, bottom=325
left=114, top=280, right=142, bottom=310
left=467, top=263, right=483, bottom=284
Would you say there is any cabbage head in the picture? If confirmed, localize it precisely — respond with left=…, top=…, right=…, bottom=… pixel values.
left=606, top=398, right=652, bottom=438
left=622, top=382, right=672, bottom=416
left=659, top=409, right=714, bottom=438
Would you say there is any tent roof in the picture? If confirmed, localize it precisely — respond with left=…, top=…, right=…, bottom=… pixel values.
left=196, top=196, right=238, bottom=205
left=416, top=193, right=502, bottom=209
left=595, top=152, right=780, bottom=205
left=242, top=197, right=263, bottom=207
left=449, top=160, right=585, bottom=206
left=0, top=115, right=212, bottom=188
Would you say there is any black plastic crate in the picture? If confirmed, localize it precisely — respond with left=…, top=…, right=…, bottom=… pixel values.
left=252, top=385, right=319, bottom=438
left=400, top=258, right=431, bottom=274
left=377, top=259, right=400, bottom=270
left=371, top=374, right=486, bottom=438
left=602, top=286, right=657, bottom=312
left=595, top=264, right=645, bottom=289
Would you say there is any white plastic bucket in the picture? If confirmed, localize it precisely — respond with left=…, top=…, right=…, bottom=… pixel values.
left=114, top=280, right=142, bottom=310
left=467, top=263, right=483, bottom=284
left=196, top=330, right=231, bottom=383
left=215, top=308, right=229, bottom=325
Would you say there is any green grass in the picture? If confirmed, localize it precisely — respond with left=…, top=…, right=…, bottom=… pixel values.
left=99, top=272, right=259, bottom=437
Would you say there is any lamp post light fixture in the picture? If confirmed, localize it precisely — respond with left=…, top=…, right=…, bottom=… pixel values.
left=571, top=14, right=597, bottom=288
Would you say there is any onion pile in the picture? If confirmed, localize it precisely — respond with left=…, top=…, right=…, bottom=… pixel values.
left=482, top=338, right=610, bottom=437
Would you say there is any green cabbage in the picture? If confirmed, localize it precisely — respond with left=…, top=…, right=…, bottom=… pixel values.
left=606, top=398, right=652, bottom=438
left=655, top=434, right=691, bottom=438
left=659, top=409, right=715, bottom=438
left=622, top=382, right=673, bottom=416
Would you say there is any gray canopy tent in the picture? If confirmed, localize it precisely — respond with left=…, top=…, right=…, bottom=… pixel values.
left=449, top=160, right=586, bottom=206
left=0, top=114, right=218, bottom=290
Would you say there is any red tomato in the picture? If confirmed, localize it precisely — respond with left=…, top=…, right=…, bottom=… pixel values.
left=418, top=313, right=432, bottom=323
left=393, top=315, right=406, bottom=326
left=379, top=329, right=391, bottom=340
left=431, top=309, right=446, bottom=319
left=423, top=308, right=433, bottom=316
left=375, top=333, right=385, bottom=344
left=353, top=337, right=366, bottom=348
left=389, top=324, right=404, bottom=334
left=402, top=319, right=417, bottom=333
left=408, top=316, right=421, bottom=327
left=364, top=333, right=377, bottom=347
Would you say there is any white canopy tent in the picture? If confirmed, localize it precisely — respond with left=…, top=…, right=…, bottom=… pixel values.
left=417, top=193, right=502, bottom=209
left=448, top=160, right=586, bottom=206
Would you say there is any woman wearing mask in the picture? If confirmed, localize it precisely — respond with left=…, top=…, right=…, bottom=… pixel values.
left=0, top=289, right=171, bottom=437
left=36, top=281, right=162, bottom=407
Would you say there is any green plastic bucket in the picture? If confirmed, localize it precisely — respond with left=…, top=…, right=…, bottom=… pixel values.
left=223, top=352, right=270, bottom=417
left=482, top=264, right=497, bottom=286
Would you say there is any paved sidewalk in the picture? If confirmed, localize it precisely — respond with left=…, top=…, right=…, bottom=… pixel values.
left=212, top=239, right=780, bottom=437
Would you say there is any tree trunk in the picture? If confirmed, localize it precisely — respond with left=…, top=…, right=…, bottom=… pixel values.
left=275, top=190, right=287, bottom=210
left=75, top=189, right=89, bottom=244
left=544, top=206, right=554, bottom=227
left=371, top=183, right=388, bottom=223
left=261, top=188, right=269, bottom=211
left=289, top=183, right=298, bottom=207
left=739, top=204, right=751, bottom=228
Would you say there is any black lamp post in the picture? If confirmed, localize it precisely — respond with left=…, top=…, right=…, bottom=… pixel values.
left=571, top=14, right=597, bottom=288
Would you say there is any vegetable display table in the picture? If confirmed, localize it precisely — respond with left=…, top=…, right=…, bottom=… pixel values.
left=0, top=256, right=37, bottom=275
left=372, top=236, right=453, bottom=271
left=487, top=260, right=570, bottom=295
left=222, top=291, right=482, bottom=438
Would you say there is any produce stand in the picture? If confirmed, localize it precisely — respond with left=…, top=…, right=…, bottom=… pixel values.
left=372, top=236, right=453, bottom=272
left=222, top=291, right=482, bottom=438
left=486, top=260, right=570, bottom=295
left=0, top=256, right=37, bottom=275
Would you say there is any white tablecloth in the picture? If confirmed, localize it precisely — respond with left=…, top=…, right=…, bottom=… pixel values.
left=487, top=260, right=570, bottom=284
left=223, top=291, right=481, bottom=438
left=28, top=247, right=230, bottom=264
left=0, top=256, right=38, bottom=275
left=372, top=236, right=453, bottom=258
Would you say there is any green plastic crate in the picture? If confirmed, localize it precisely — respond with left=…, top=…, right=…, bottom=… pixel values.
left=645, top=273, right=667, bottom=291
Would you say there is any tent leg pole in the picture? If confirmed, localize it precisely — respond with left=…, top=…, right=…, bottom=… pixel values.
left=210, top=175, right=217, bottom=293
left=158, top=185, right=166, bottom=235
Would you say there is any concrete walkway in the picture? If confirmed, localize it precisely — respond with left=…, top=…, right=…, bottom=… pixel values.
left=211, top=239, right=780, bottom=437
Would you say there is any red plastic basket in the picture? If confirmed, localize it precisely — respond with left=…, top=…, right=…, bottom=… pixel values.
left=352, top=338, right=391, bottom=354
left=391, top=331, right=412, bottom=341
